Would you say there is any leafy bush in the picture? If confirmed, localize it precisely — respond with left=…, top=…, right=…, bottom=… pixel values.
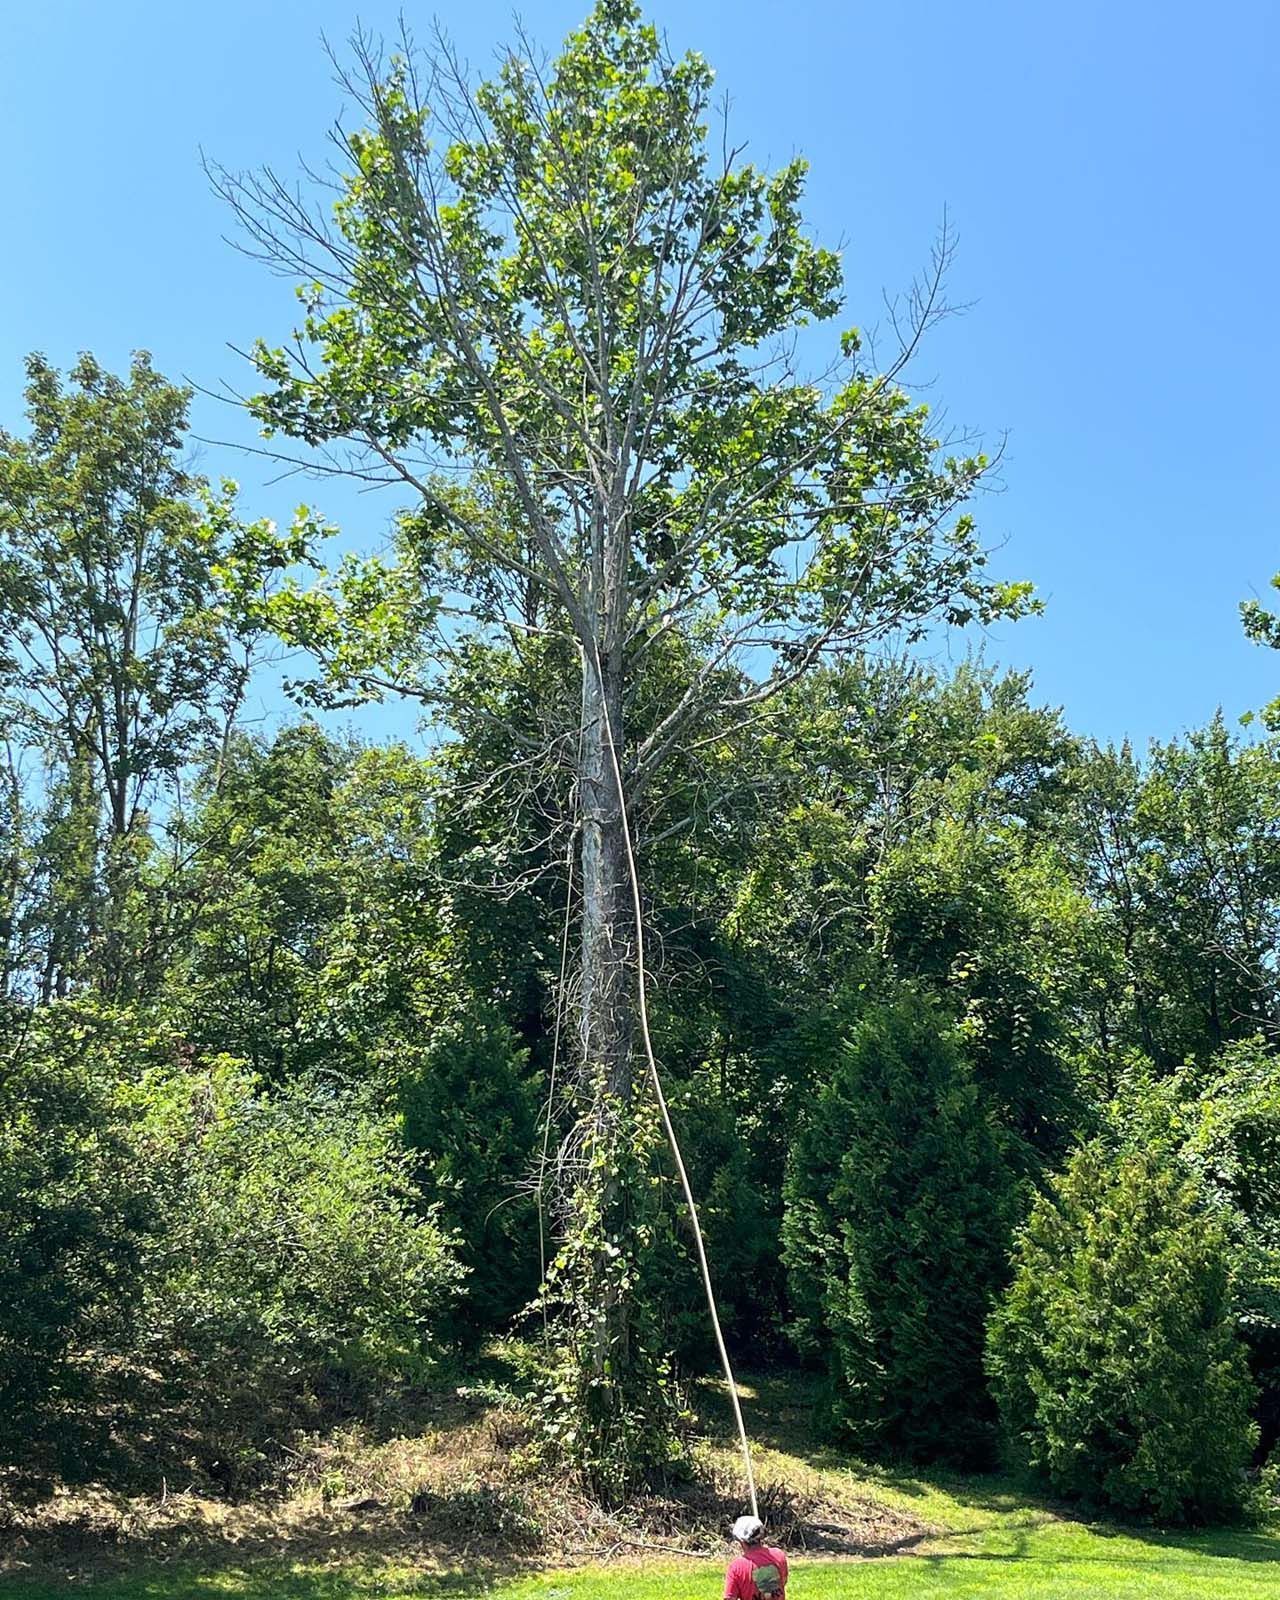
left=0, top=995, right=465, bottom=1495
left=128, top=1061, right=463, bottom=1486
left=986, top=1141, right=1257, bottom=1523
left=782, top=990, right=1017, bottom=1464
left=0, top=1026, right=156, bottom=1484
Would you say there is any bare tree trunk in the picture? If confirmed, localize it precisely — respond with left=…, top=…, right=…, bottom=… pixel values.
left=0, top=746, right=21, bottom=1003
left=579, top=656, right=633, bottom=1105
left=575, top=648, right=636, bottom=1380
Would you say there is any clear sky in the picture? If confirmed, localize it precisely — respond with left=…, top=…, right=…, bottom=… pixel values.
left=4, top=0, right=1278, bottom=748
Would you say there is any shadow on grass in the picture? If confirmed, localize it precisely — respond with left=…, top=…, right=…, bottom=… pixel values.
left=693, top=1368, right=1280, bottom=1569
left=1, top=1556, right=515, bottom=1599
left=0, top=1546, right=524, bottom=1600
left=1088, top=1523, right=1280, bottom=1564
left=693, top=1369, right=1038, bottom=1507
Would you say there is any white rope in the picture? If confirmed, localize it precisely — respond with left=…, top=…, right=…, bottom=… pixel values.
left=588, top=640, right=759, bottom=1521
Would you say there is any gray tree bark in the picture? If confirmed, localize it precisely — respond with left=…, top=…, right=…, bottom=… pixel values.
left=578, top=650, right=633, bottom=1107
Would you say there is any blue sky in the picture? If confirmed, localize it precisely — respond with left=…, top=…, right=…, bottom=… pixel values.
left=4, top=0, right=1278, bottom=748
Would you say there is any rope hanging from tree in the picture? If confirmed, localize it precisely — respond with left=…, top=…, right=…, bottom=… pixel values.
left=589, top=640, right=760, bottom=1522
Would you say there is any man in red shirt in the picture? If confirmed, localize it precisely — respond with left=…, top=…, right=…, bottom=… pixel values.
left=724, top=1515, right=788, bottom=1600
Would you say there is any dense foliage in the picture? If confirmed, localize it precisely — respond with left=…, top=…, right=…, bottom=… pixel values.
left=0, top=1005, right=461, bottom=1496
left=783, top=992, right=1016, bottom=1465
left=986, top=1143, right=1257, bottom=1523
left=130, top=1059, right=462, bottom=1493
left=2, top=0, right=1278, bottom=1527
left=0, top=1019, right=155, bottom=1481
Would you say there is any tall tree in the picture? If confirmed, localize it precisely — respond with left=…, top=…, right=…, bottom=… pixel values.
left=218, top=0, right=1034, bottom=1485
left=1066, top=724, right=1280, bottom=1070
left=0, top=353, right=289, bottom=997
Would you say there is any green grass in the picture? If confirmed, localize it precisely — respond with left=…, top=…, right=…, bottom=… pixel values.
left=3, top=1522, right=1279, bottom=1600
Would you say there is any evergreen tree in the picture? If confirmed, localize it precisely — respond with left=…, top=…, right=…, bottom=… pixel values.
left=400, top=1009, right=541, bottom=1331
left=782, top=990, right=1016, bottom=1464
left=986, top=1141, right=1257, bottom=1523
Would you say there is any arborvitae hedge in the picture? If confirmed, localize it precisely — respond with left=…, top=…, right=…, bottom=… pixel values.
left=782, top=990, right=1017, bottom=1464
left=986, top=1141, right=1257, bottom=1523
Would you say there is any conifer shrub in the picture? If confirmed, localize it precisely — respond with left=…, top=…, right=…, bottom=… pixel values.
left=399, top=1008, right=540, bottom=1331
left=986, top=1141, right=1257, bottom=1523
left=782, top=990, right=1017, bottom=1464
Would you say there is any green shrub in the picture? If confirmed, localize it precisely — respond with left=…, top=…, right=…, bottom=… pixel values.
left=986, top=1141, right=1257, bottom=1524
left=1094, top=1045, right=1280, bottom=1467
left=0, top=1030, right=155, bottom=1484
left=399, top=1009, right=539, bottom=1331
left=782, top=990, right=1018, bottom=1465
left=1, top=997, right=464, bottom=1493
left=1178, top=1042, right=1280, bottom=1467
left=126, top=1061, right=463, bottom=1485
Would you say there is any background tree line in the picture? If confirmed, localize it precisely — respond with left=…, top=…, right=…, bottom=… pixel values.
left=3, top=0, right=1280, bottom=1529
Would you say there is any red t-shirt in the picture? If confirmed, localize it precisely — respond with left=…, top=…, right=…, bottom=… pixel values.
left=724, top=1545, right=788, bottom=1600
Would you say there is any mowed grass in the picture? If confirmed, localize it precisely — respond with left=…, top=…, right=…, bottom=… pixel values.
left=3, top=1526, right=1279, bottom=1600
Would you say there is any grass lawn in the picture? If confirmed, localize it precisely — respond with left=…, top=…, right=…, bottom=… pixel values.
left=2, top=1524, right=1278, bottom=1600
